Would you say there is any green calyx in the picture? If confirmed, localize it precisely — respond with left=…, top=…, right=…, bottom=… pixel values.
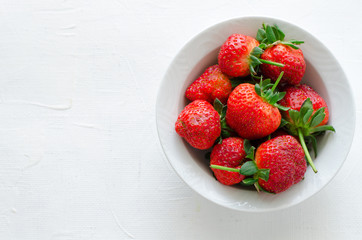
left=282, top=98, right=335, bottom=173
left=254, top=72, right=289, bottom=111
left=256, top=23, right=304, bottom=50
left=210, top=139, right=271, bottom=193
left=213, top=98, right=234, bottom=144
left=249, top=23, right=304, bottom=77
left=249, top=46, right=284, bottom=76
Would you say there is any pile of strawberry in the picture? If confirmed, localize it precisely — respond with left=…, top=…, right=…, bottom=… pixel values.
left=175, top=24, right=335, bottom=194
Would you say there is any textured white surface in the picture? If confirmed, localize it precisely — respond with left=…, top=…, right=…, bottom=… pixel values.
left=0, top=0, right=361, bottom=239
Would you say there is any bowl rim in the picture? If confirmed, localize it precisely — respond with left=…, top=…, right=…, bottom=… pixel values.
left=156, top=15, right=356, bottom=212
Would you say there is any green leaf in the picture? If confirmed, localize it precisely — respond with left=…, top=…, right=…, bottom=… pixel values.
left=213, top=98, right=224, bottom=115
left=301, top=98, right=313, bottom=107
left=302, top=108, right=313, bottom=124
left=309, top=108, right=326, bottom=127
left=307, top=135, right=318, bottom=158
left=264, top=89, right=273, bottom=99
left=256, top=29, right=266, bottom=42
left=249, top=63, right=257, bottom=76
left=221, top=121, right=231, bottom=130
left=255, top=83, right=261, bottom=96
left=239, top=161, right=259, bottom=176
left=299, top=98, right=313, bottom=124
left=280, top=41, right=300, bottom=49
left=276, top=91, right=286, bottom=102
left=258, top=169, right=270, bottom=181
left=272, top=28, right=280, bottom=41
left=273, top=24, right=285, bottom=41
left=310, top=125, right=336, bottom=134
left=249, top=55, right=262, bottom=66
left=262, top=23, right=267, bottom=30
left=250, top=46, right=264, bottom=56
left=243, top=139, right=255, bottom=161
left=222, top=105, right=227, bottom=116
left=261, top=38, right=268, bottom=44
left=275, top=103, right=289, bottom=111
left=279, top=118, right=289, bottom=128
left=289, top=39, right=304, bottom=44
left=258, top=43, right=267, bottom=49
left=221, top=129, right=231, bottom=138
left=261, top=78, right=271, bottom=88
left=269, top=93, right=280, bottom=105
left=242, top=178, right=258, bottom=185
left=266, top=25, right=277, bottom=43
left=300, top=98, right=312, bottom=115
left=289, top=109, right=300, bottom=125
left=264, top=83, right=274, bottom=89
left=216, top=136, right=222, bottom=145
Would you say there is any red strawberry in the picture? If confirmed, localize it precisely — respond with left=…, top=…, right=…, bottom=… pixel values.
left=210, top=137, right=246, bottom=185
left=255, top=135, right=307, bottom=193
left=277, top=84, right=335, bottom=173
left=185, top=65, right=232, bottom=104
left=218, top=34, right=259, bottom=77
left=255, top=24, right=306, bottom=85
left=225, top=74, right=287, bottom=140
left=279, top=84, right=329, bottom=126
left=260, top=44, right=306, bottom=85
left=175, top=100, right=221, bottom=150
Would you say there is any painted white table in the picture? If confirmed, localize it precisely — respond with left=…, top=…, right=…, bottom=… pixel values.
left=0, top=1, right=361, bottom=239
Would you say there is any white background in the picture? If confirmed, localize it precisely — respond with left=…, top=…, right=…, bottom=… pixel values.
left=0, top=0, right=361, bottom=239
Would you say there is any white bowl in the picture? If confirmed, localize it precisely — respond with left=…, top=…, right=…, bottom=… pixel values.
left=156, top=16, right=355, bottom=212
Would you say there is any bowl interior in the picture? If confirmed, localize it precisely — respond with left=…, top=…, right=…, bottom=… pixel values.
left=156, top=16, right=355, bottom=212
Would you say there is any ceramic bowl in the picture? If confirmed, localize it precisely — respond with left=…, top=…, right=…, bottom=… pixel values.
left=156, top=16, right=355, bottom=212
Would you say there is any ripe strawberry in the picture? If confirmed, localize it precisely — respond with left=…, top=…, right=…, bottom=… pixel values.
left=210, top=137, right=246, bottom=185
left=277, top=85, right=335, bottom=173
left=225, top=73, right=287, bottom=140
left=185, top=65, right=232, bottom=104
left=175, top=100, right=221, bottom=150
left=279, top=84, right=329, bottom=126
left=256, top=24, right=305, bottom=85
left=260, top=44, right=306, bottom=85
left=218, top=34, right=284, bottom=77
left=255, top=135, right=307, bottom=193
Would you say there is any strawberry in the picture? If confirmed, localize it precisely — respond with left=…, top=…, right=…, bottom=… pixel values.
left=185, top=65, right=232, bottom=104
left=210, top=139, right=269, bottom=189
left=279, top=84, right=329, bottom=126
left=256, top=24, right=305, bottom=85
left=218, top=34, right=283, bottom=77
left=225, top=73, right=288, bottom=140
left=255, top=135, right=307, bottom=193
left=211, top=136, right=307, bottom=193
left=260, top=45, right=306, bottom=85
left=175, top=100, right=221, bottom=150
left=278, top=86, right=335, bottom=173
left=210, top=137, right=246, bottom=185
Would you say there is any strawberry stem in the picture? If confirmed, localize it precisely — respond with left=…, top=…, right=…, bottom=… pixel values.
left=297, top=128, right=318, bottom=173
left=271, top=71, right=284, bottom=92
left=210, top=165, right=239, bottom=172
left=259, top=58, right=285, bottom=67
